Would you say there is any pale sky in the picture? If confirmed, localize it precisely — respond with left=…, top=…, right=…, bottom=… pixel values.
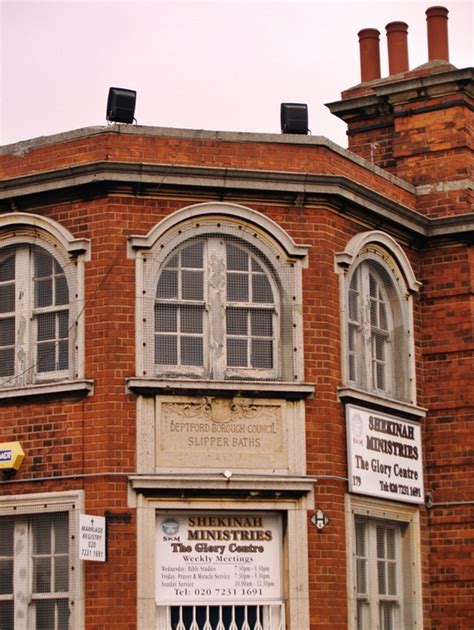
left=1, top=0, right=472, bottom=148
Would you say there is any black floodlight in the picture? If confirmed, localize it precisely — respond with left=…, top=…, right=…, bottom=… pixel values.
left=280, top=103, right=309, bottom=134
left=106, top=87, right=136, bottom=124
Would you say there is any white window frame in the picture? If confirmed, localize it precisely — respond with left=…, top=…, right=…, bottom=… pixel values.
left=335, top=231, right=421, bottom=410
left=129, top=202, right=309, bottom=386
left=0, top=213, right=91, bottom=398
left=0, top=490, right=85, bottom=630
left=346, top=494, right=423, bottom=630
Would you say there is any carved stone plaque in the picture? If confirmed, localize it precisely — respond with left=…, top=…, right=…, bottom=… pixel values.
left=155, top=396, right=287, bottom=470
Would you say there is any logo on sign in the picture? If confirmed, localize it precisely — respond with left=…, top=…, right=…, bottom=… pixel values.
left=0, top=450, right=12, bottom=461
left=162, top=518, right=180, bottom=536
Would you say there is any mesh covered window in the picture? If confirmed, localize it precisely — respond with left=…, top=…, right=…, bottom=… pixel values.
left=0, top=512, right=71, bottom=630
left=154, top=236, right=280, bottom=379
left=0, top=245, right=70, bottom=387
left=354, top=517, right=401, bottom=630
left=347, top=263, right=394, bottom=397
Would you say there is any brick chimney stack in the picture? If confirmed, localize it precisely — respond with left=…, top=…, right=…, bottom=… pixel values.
left=326, top=6, right=472, bottom=218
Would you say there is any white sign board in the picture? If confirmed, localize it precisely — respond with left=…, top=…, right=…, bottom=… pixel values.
left=156, top=512, right=282, bottom=604
left=346, top=404, right=424, bottom=504
left=79, top=514, right=106, bottom=562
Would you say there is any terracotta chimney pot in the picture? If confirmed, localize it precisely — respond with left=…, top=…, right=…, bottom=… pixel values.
left=426, top=6, right=449, bottom=61
left=386, top=22, right=409, bottom=74
left=358, top=28, right=381, bottom=82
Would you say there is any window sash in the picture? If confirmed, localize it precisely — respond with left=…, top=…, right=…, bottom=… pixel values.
left=0, top=246, right=71, bottom=387
left=0, top=513, right=72, bottom=630
left=347, top=265, right=393, bottom=395
left=154, top=238, right=278, bottom=379
left=354, top=518, right=402, bottom=630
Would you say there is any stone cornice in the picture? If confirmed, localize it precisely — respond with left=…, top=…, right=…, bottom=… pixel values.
left=1, top=161, right=472, bottom=241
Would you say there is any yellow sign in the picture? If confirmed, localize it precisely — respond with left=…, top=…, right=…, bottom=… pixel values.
left=0, top=442, right=25, bottom=470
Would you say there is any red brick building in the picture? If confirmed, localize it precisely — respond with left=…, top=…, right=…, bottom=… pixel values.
left=0, top=6, right=472, bottom=630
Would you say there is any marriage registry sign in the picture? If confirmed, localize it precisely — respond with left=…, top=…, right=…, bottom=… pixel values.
left=155, top=512, right=282, bottom=604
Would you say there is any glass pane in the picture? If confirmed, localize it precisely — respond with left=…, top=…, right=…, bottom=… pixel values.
left=252, top=275, right=273, bottom=303
left=55, top=275, right=69, bottom=306
left=349, top=286, right=359, bottom=321
left=251, top=258, right=263, bottom=272
left=0, top=318, right=15, bottom=346
left=155, top=305, right=178, bottom=333
left=156, top=269, right=178, bottom=299
left=376, top=526, right=386, bottom=558
left=356, top=558, right=367, bottom=594
left=0, top=559, right=13, bottom=595
left=0, top=254, right=15, bottom=282
left=55, top=556, right=69, bottom=592
left=165, top=253, right=179, bottom=269
left=34, top=250, right=53, bottom=278
left=181, top=242, right=203, bottom=268
left=35, top=278, right=53, bottom=308
left=54, top=514, right=69, bottom=554
left=58, top=341, right=69, bottom=370
left=33, top=517, right=52, bottom=554
left=251, top=339, right=273, bottom=369
left=251, top=310, right=273, bottom=337
left=386, top=529, right=396, bottom=560
left=155, top=336, right=177, bottom=365
left=37, top=312, right=55, bottom=341
left=58, top=311, right=69, bottom=339
left=356, top=600, right=368, bottom=630
left=36, top=600, right=55, bottom=630
left=58, top=599, right=70, bottom=630
left=0, top=284, right=15, bottom=313
left=0, top=347, right=14, bottom=377
left=0, top=519, right=14, bottom=556
left=227, top=273, right=248, bottom=302
left=182, top=270, right=203, bottom=300
left=370, top=298, right=378, bottom=326
left=349, top=354, right=356, bottom=382
left=226, top=308, right=247, bottom=336
left=226, top=244, right=248, bottom=271
left=379, top=601, right=394, bottom=630
left=37, top=342, right=56, bottom=372
left=34, top=557, right=52, bottom=593
left=369, top=273, right=377, bottom=298
left=181, top=337, right=203, bottom=367
left=180, top=306, right=203, bottom=334
left=380, top=302, right=388, bottom=330
left=377, top=560, right=386, bottom=595
left=227, top=338, right=247, bottom=367
left=0, top=601, right=13, bottom=630
left=388, top=562, right=397, bottom=595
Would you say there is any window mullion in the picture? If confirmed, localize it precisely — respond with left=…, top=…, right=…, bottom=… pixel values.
left=207, top=238, right=226, bottom=379
left=360, top=266, right=372, bottom=392
left=13, top=518, right=29, bottom=630
left=14, top=248, right=32, bottom=385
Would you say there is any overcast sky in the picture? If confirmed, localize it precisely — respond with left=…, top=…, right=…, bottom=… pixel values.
left=1, top=0, right=472, bottom=148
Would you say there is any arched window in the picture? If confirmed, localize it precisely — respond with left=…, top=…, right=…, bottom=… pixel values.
left=0, top=213, right=90, bottom=394
left=154, top=237, right=278, bottom=379
left=129, top=202, right=309, bottom=386
left=0, top=245, right=69, bottom=382
left=336, top=231, right=420, bottom=405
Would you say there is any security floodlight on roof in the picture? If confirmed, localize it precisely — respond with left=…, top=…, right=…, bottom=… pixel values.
left=106, top=87, right=136, bottom=124
left=280, top=103, right=309, bottom=134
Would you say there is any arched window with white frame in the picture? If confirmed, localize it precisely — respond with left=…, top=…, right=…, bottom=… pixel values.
left=129, top=202, right=309, bottom=387
left=0, top=213, right=90, bottom=395
left=336, top=231, right=421, bottom=406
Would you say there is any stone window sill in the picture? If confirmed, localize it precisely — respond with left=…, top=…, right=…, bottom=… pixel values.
left=126, top=377, right=314, bottom=400
left=0, top=379, right=94, bottom=404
